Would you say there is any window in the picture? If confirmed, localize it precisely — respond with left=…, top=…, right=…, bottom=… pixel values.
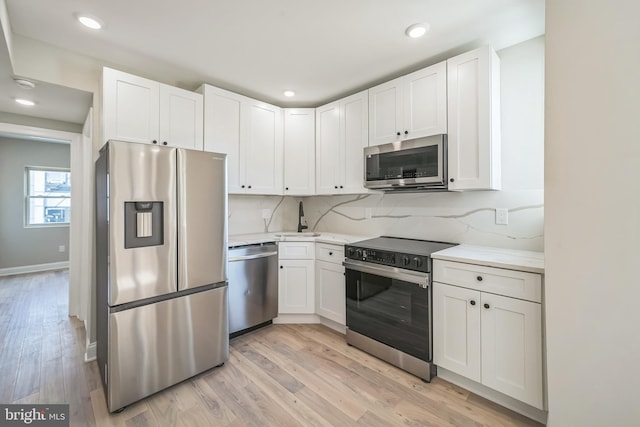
left=25, top=167, right=71, bottom=226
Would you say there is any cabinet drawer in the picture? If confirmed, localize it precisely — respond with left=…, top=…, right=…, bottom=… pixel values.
left=278, top=242, right=315, bottom=259
left=315, top=243, right=345, bottom=264
left=433, top=260, right=541, bottom=303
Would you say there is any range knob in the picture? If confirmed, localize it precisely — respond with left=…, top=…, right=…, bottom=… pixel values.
left=413, top=257, right=424, bottom=268
left=355, top=249, right=363, bottom=259
left=402, top=256, right=411, bottom=266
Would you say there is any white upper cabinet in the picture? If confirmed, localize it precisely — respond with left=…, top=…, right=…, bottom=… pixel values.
left=316, top=90, right=369, bottom=195
left=283, top=109, right=315, bottom=195
left=447, top=46, right=501, bottom=190
left=243, top=100, right=284, bottom=194
left=368, top=61, right=447, bottom=146
left=103, top=67, right=203, bottom=150
left=199, top=84, right=283, bottom=195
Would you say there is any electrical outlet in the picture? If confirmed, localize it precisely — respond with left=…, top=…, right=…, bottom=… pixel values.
left=495, top=208, right=509, bottom=225
left=261, top=209, right=272, bottom=219
left=58, top=245, right=65, bottom=252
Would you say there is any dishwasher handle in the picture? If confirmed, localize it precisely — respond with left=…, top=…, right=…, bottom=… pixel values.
left=229, top=251, right=278, bottom=262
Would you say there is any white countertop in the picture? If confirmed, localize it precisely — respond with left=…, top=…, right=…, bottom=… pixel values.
left=431, top=244, right=545, bottom=274
left=229, top=231, right=372, bottom=247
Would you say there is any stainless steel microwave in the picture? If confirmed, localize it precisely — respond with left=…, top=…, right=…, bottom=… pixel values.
left=364, top=134, right=447, bottom=191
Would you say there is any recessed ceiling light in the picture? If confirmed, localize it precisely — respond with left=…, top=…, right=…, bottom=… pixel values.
left=15, top=98, right=36, bottom=107
left=13, top=78, right=36, bottom=90
left=283, top=90, right=296, bottom=97
left=405, top=23, right=429, bottom=38
left=76, top=14, right=103, bottom=30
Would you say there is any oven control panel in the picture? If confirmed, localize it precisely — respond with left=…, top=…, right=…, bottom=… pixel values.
left=345, top=245, right=430, bottom=273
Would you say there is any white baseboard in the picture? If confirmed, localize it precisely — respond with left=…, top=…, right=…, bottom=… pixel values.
left=318, top=317, right=346, bottom=334
left=436, top=367, right=548, bottom=424
left=0, top=261, right=69, bottom=277
left=85, top=341, right=97, bottom=362
left=273, top=313, right=321, bottom=324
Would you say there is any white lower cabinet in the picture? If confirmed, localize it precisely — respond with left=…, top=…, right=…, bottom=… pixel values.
left=315, top=243, right=346, bottom=325
left=278, top=242, right=315, bottom=314
left=433, top=260, right=543, bottom=409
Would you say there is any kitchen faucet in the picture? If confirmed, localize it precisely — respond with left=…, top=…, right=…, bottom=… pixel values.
left=298, top=201, right=308, bottom=233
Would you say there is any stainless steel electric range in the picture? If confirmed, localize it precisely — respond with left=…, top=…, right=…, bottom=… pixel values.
left=343, top=236, right=457, bottom=381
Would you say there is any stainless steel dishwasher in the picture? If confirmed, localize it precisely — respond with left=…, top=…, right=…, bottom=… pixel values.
left=228, top=242, right=279, bottom=337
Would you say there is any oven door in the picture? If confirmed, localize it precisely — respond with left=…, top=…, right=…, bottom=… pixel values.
left=344, top=259, right=432, bottom=362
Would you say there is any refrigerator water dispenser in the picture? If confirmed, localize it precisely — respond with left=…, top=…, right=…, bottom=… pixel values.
left=124, top=201, right=164, bottom=248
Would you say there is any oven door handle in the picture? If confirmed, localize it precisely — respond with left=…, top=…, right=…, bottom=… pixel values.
left=343, top=259, right=429, bottom=288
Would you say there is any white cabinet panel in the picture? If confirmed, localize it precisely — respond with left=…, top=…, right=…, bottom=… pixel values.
left=278, top=259, right=315, bottom=314
left=481, top=293, right=543, bottom=409
left=103, top=68, right=159, bottom=145
left=103, top=67, right=203, bottom=149
left=447, top=46, right=501, bottom=190
left=368, top=61, right=447, bottom=147
left=315, top=260, right=345, bottom=325
left=159, top=84, right=203, bottom=150
left=284, top=108, right=315, bottom=195
left=200, top=84, right=283, bottom=194
left=243, top=101, right=284, bottom=194
left=433, top=282, right=481, bottom=382
left=316, top=90, right=368, bottom=195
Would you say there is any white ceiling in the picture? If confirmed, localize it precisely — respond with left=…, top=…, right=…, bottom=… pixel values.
left=1, top=0, right=544, bottom=124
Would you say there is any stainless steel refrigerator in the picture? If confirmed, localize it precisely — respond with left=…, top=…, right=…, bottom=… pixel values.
left=95, top=140, right=228, bottom=412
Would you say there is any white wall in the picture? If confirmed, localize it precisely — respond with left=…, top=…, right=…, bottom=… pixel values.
left=545, top=1, right=640, bottom=425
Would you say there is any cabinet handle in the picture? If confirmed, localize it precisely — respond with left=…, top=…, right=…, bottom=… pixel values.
left=339, top=185, right=344, bottom=189
left=404, top=130, right=409, bottom=135
left=396, top=132, right=401, bottom=136
left=285, top=187, right=289, bottom=190
left=483, top=303, right=490, bottom=309
left=248, top=185, right=252, bottom=189
left=241, top=185, right=245, bottom=188
left=476, top=276, right=483, bottom=282
left=329, top=252, right=333, bottom=256
left=280, top=266, right=283, bottom=269
left=470, top=300, right=476, bottom=306
left=152, top=140, right=158, bottom=144
left=334, top=185, right=338, bottom=189
left=162, top=141, right=168, bottom=146
left=450, top=178, right=455, bottom=183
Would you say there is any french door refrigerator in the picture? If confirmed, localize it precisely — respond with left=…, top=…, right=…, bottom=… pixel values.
left=95, top=140, right=228, bottom=412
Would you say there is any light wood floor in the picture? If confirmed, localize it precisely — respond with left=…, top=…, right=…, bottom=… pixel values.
left=0, top=271, right=543, bottom=427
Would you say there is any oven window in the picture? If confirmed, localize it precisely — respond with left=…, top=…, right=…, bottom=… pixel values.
left=345, top=269, right=430, bottom=361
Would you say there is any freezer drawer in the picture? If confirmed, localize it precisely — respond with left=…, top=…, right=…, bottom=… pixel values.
left=106, top=286, right=228, bottom=412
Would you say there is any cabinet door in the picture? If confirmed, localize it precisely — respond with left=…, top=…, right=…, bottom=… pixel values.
left=278, top=259, right=315, bottom=314
left=103, top=67, right=159, bottom=144
left=447, top=46, right=501, bottom=190
left=243, top=101, right=284, bottom=195
left=159, top=84, right=203, bottom=150
left=341, top=90, right=369, bottom=194
left=403, top=61, right=447, bottom=139
left=480, top=293, right=543, bottom=409
left=315, top=260, right=346, bottom=325
left=201, top=85, right=243, bottom=193
left=368, top=77, right=402, bottom=146
left=433, top=282, right=481, bottom=382
left=283, top=108, right=315, bottom=195
left=315, top=102, right=341, bottom=194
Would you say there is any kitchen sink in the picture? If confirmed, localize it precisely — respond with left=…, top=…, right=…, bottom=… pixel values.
left=275, top=232, right=320, bottom=237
